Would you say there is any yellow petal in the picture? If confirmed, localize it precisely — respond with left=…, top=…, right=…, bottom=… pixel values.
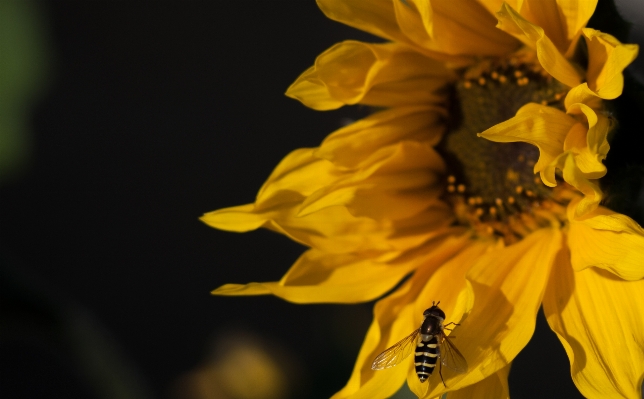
left=420, top=228, right=562, bottom=398
left=543, top=251, right=644, bottom=399
left=316, top=106, right=447, bottom=169
left=495, top=3, right=581, bottom=88
left=286, top=41, right=376, bottom=111
left=212, top=248, right=415, bottom=303
left=284, top=65, right=345, bottom=111
left=564, top=103, right=610, bottom=178
left=333, top=234, right=483, bottom=399
left=394, top=0, right=518, bottom=57
left=200, top=203, right=268, bottom=232
left=316, top=0, right=411, bottom=46
left=583, top=28, right=639, bottom=100
left=568, top=205, right=644, bottom=280
left=443, top=363, right=510, bottom=399
left=286, top=41, right=454, bottom=110
left=478, top=103, right=576, bottom=187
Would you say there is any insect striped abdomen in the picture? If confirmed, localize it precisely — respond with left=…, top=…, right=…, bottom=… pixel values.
left=414, top=335, right=439, bottom=383
left=371, top=303, right=467, bottom=387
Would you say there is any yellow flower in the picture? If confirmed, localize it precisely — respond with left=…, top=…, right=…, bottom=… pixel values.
left=202, top=1, right=644, bottom=398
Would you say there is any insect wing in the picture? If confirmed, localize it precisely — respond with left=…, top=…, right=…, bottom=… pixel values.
left=371, top=329, right=420, bottom=370
left=438, top=333, right=468, bottom=373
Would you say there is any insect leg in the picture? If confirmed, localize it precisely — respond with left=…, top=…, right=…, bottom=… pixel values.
left=439, top=358, right=447, bottom=388
left=443, top=322, right=460, bottom=331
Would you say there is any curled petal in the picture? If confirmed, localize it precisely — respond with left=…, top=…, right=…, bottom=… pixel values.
left=478, top=103, right=576, bottom=187
left=286, top=41, right=454, bottom=110
left=560, top=153, right=603, bottom=218
left=568, top=205, right=644, bottom=280
left=419, top=228, right=562, bottom=398
left=480, top=103, right=609, bottom=205
left=583, top=28, right=639, bottom=100
left=495, top=3, right=581, bottom=88
left=543, top=251, right=644, bottom=399
left=564, top=83, right=603, bottom=110
left=564, top=103, right=610, bottom=178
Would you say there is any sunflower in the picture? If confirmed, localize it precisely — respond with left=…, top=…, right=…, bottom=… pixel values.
left=202, top=1, right=644, bottom=398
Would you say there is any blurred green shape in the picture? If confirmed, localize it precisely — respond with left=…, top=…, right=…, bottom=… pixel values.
left=0, top=0, right=49, bottom=182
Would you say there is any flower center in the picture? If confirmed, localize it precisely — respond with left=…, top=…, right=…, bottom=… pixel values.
left=437, top=57, right=568, bottom=241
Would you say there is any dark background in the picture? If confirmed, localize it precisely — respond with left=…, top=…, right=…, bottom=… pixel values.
left=1, top=1, right=641, bottom=399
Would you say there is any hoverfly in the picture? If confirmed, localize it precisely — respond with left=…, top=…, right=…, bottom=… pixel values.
left=371, top=301, right=467, bottom=385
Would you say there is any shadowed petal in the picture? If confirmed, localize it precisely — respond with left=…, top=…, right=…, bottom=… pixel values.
left=495, top=3, right=581, bottom=88
left=543, top=248, right=644, bottom=399
left=394, top=0, right=518, bottom=57
left=316, top=0, right=412, bottom=45
left=478, top=0, right=595, bottom=55
left=316, top=106, right=447, bottom=169
left=300, top=141, right=446, bottom=220
left=443, top=363, right=510, bottom=399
